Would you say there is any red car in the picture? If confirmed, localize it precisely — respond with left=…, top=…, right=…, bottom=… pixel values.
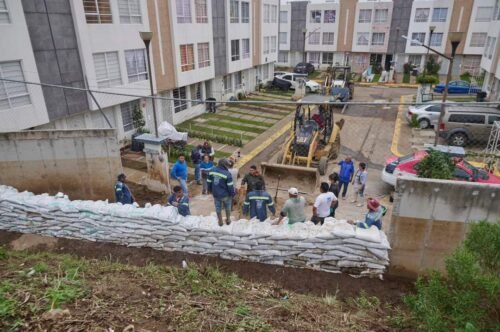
left=382, top=151, right=500, bottom=187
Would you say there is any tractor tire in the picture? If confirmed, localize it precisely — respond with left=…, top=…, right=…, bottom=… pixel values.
left=318, top=156, right=328, bottom=175
left=276, top=152, right=284, bottom=164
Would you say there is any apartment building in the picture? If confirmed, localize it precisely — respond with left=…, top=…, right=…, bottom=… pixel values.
left=149, top=0, right=279, bottom=125
left=480, top=1, right=500, bottom=101
left=0, top=0, right=153, bottom=140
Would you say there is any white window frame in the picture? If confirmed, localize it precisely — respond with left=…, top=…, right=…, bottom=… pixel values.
left=176, top=0, right=192, bottom=23
left=432, top=7, right=447, bottom=22
left=470, top=32, right=487, bottom=47
left=125, top=49, right=148, bottom=83
left=0, top=61, right=31, bottom=110
left=264, top=4, right=270, bottom=23
left=310, top=10, right=321, bottom=23
left=411, top=32, right=426, bottom=46
left=231, top=39, right=240, bottom=61
left=173, top=87, right=188, bottom=113
left=180, top=44, right=195, bottom=72
left=242, top=38, right=250, bottom=58
left=93, top=52, right=122, bottom=88
left=414, top=8, right=429, bottom=22
left=279, top=32, right=287, bottom=45
left=357, top=32, right=369, bottom=45
left=120, top=100, right=140, bottom=132
left=475, top=6, right=493, bottom=22
left=322, top=52, right=334, bottom=65
left=484, top=37, right=492, bottom=57
left=197, top=42, right=210, bottom=68
left=118, top=0, right=142, bottom=24
left=371, top=32, right=385, bottom=46
left=278, top=51, right=288, bottom=63
left=271, top=5, right=277, bottom=23
left=322, top=32, right=334, bottom=45
left=195, top=0, right=208, bottom=23
left=308, top=52, right=320, bottom=64
left=374, top=9, right=388, bottom=23
left=0, top=0, right=11, bottom=24
left=230, top=0, right=239, bottom=23
left=488, top=37, right=496, bottom=59
left=263, top=36, right=270, bottom=54
left=280, top=11, right=287, bottom=23
left=308, top=32, right=320, bottom=45
left=190, top=83, right=203, bottom=106
left=241, top=2, right=249, bottom=23
left=408, top=55, right=422, bottom=67
left=84, top=0, right=113, bottom=24
left=324, top=10, right=335, bottom=23
left=270, top=36, right=276, bottom=52
left=429, top=33, right=443, bottom=47
left=359, top=9, right=372, bottom=23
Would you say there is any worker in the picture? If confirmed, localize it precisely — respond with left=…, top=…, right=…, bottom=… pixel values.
left=191, top=144, right=203, bottom=185
left=328, top=172, right=340, bottom=218
left=355, top=198, right=385, bottom=230
left=351, top=162, right=368, bottom=207
left=338, top=155, right=355, bottom=200
left=208, top=158, right=235, bottom=226
left=242, top=182, right=276, bottom=222
left=241, top=165, right=265, bottom=193
left=277, top=187, right=306, bottom=225
left=170, top=154, right=188, bottom=195
left=167, top=185, right=190, bottom=217
left=227, top=157, right=240, bottom=206
left=200, top=154, right=214, bottom=195
left=115, top=173, right=134, bottom=205
left=201, top=141, right=215, bottom=159
left=312, top=182, right=337, bottom=225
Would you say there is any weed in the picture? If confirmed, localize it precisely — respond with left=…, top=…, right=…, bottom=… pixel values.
left=322, top=293, right=339, bottom=307
left=33, top=262, right=48, bottom=273
left=410, top=113, right=419, bottom=128
left=234, top=304, right=251, bottom=317
left=0, top=247, right=7, bottom=260
left=348, top=290, right=380, bottom=310
left=45, top=272, right=86, bottom=309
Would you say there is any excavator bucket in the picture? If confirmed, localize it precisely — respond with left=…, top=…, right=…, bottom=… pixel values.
left=261, top=162, right=320, bottom=195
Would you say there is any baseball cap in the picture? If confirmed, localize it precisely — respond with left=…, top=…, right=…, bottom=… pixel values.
left=288, top=187, right=298, bottom=195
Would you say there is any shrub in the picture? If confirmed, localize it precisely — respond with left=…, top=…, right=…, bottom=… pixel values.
left=416, top=75, right=439, bottom=85
left=403, top=63, right=412, bottom=75
left=410, top=114, right=419, bottom=128
left=460, top=72, right=472, bottom=83
left=414, top=150, right=455, bottom=179
left=426, top=56, right=441, bottom=76
left=178, top=129, right=243, bottom=147
left=405, top=221, right=500, bottom=332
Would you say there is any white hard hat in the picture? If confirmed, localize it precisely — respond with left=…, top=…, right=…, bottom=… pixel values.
left=288, top=187, right=299, bottom=195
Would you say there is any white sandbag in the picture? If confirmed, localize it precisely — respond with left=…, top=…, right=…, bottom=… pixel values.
left=331, top=222, right=356, bottom=238
left=355, top=226, right=381, bottom=243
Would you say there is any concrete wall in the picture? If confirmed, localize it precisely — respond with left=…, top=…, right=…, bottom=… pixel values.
left=0, top=129, right=122, bottom=201
left=389, top=176, right=500, bottom=278
left=213, top=0, right=228, bottom=77
left=290, top=1, right=307, bottom=52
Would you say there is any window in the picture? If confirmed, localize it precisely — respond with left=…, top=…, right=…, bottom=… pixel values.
left=278, top=51, right=288, bottom=63
left=125, top=49, right=147, bottom=83
left=264, top=4, right=270, bottom=23
left=462, top=56, right=481, bottom=75
left=280, top=11, right=287, bottom=23
left=308, top=52, right=320, bottom=64
left=279, top=32, right=287, bottom=44
left=242, top=38, right=250, bottom=58
left=414, top=8, right=429, bottom=22
left=497, top=6, right=500, bottom=20
left=0, top=0, right=9, bottom=23
left=197, top=42, right=210, bottom=68
left=476, top=7, right=493, bottom=22
left=322, top=52, right=334, bottom=65
left=231, top=40, right=240, bottom=61
left=374, top=9, right=388, bottom=23
left=223, top=75, right=232, bottom=91
left=310, top=10, right=321, bottom=23
left=230, top=0, right=239, bottom=23
left=83, top=0, right=112, bottom=23
left=324, top=10, right=335, bottom=23
left=234, top=71, right=242, bottom=87
left=430, top=33, right=443, bottom=47
left=241, top=2, right=249, bottom=23
left=195, top=0, right=208, bottom=23
left=411, top=32, right=426, bottom=46
left=470, top=33, right=487, bottom=47
left=173, top=87, right=187, bottom=113
left=322, top=32, right=334, bottom=45
left=120, top=100, right=140, bottom=132
left=408, top=54, right=422, bottom=66
left=118, top=0, right=141, bottom=23
left=371, top=33, right=385, bottom=46
left=0, top=61, right=31, bottom=110
left=488, top=37, right=496, bottom=59
left=308, top=32, right=320, bottom=45
left=484, top=37, right=492, bottom=56
left=357, top=32, right=369, bottom=45
left=190, top=83, right=203, bottom=105
left=270, top=36, right=276, bottom=52
left=359, top=9, right=371, bottom=23
left=271, top=5, right=277, bottom=23
left=448, top=114, right=485, bottom=124
left=93, top=52, right=122, bottom=88
left=263, top=37, right=269, bottom=54
left=432, top=8, right=447, bottom=22
left=180, top=44, right=195, bottom=71
left=176, top=0, right=191, bottom=23
left=488, top=115, right=500, bottom=125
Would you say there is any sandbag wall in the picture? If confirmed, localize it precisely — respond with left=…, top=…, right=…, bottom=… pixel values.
left=0, top=186, right=390, bottom=277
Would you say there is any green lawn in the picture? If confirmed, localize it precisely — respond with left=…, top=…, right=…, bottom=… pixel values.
left=178, top=124, right=254, bottom=141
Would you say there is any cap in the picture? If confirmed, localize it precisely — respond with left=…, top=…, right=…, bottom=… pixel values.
left=367, top=198, right=380, bottom=211
left=288, top=187, right=298, bottom=195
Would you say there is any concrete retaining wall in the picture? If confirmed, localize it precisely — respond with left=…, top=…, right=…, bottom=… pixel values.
left=389, top=176, right=500, bottom=277
left=0, top=129, right=122, bottom=201
left=0, top=186, right=391, bottom=277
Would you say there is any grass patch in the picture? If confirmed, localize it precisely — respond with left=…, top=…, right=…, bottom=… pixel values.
left=308, top=71, right=323, bottom=80
left=223, top=108, right=283, bottom=120
left=373, top=74, right=381, bottom=82
left=403, top=73, right=411, bottom=84
left=204, top=120, right=265, bottom=134
left=178, top=124, right=253, bottom=141
left=446, top=96, right=476, bottom=102
left=208, top=114, right=274, bottom=128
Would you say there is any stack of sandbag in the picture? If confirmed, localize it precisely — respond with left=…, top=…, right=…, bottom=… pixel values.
left=0, top=186, right=390, bottom=278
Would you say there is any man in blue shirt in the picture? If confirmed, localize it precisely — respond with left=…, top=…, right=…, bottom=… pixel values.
left=208, top=158, right=235, bottom=226
left=167, top=185, right=190, bottom=217
left=242, top=182, right=276, bottom=221
left=338, top=156, right=354, bottom=200
left=171, top=154, right=188, bottom=195
left=115, top=173, right=134, bottom=205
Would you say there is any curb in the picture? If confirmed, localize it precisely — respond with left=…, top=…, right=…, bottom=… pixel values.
left=390, top=95, right=414, bottom=157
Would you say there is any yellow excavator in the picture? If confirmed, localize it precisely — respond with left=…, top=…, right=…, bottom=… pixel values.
left=261, top=101, right=344, bottom=194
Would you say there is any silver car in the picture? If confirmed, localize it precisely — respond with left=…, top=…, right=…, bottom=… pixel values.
left=406, top=103, right=444, bottom=129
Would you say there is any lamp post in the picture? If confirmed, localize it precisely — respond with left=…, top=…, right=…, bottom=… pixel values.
left=394, top=27, right=400, bottom=82
left=140, top=31, right=159, bottom=138
left=435, top=32, right=464, bottom=145
left=423, top=26, right=436, bottom=77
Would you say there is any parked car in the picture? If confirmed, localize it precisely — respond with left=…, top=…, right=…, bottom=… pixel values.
left=277, top=73, right=320, bottom=93
left=405, top=102, right=450, bottom=129
left=381, top=146, right=500, bottom=187
left=438, top=106, right=500, bottom=147
left=294, top=62, right=315, bottom=74
left=274, top=71, right=289, bottom=77
left=433, top=80, right=482, bottom=94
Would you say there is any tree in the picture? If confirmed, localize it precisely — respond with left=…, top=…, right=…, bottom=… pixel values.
left=414, top=150, right=455, bottom=180
left=425, top=55, right=441, bottom=76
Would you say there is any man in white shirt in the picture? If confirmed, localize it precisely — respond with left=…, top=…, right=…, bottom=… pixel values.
left=312, top=182, right=338, bottom=225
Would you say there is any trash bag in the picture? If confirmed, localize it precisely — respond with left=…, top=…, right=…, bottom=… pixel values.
left=158, top=121, right=188, bottom=142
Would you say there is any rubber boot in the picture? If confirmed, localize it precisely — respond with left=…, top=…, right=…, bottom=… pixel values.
left=225, top=210, right=232, bottom=225
left=217, top=213, right=224, bottom=227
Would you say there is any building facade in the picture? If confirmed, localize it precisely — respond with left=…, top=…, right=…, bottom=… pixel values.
left=480, top=1, right=500, bottom=101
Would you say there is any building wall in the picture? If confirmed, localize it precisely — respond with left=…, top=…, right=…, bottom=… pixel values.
left=337, top=0, right=355, bottom=53
left=446, top=0, right=472, bottom=55
left=226, top=0, right=253, bottom=74
left=261, top=0, right=279, bottom=65
left=278, top=3, right=291, bottom=52
left=0, top=0, right=50, bottom=131
left=464, top=0, right=496, bottom=56
left=304, top=2, right=340, bottom=55
left=289, top=1, right=307, bottom=52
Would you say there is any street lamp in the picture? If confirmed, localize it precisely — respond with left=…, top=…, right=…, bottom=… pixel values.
left=423, top=26, right=436, bottom=77
left=140, top=31, right=159, bottom=137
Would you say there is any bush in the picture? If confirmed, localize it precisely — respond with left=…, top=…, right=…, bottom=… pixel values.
left=426, top=56, right=441, bottom=76
left=403, top=73, right=411, bottom=84
left=403, top=63, right=412, bottom=75
left=460, top=72, right=472, bottom=83
left=410, top=114, right=419, bottom=128
left=179, top=129, right=243, bottom=147
left=405, top=221, right=500, bottom=332
left=414, top=150, right=455, bottom=179
left=416, top=75, right=439, bottom=85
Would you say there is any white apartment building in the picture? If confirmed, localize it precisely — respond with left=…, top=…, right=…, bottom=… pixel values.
left=480, top=3, right=500, bottom=101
